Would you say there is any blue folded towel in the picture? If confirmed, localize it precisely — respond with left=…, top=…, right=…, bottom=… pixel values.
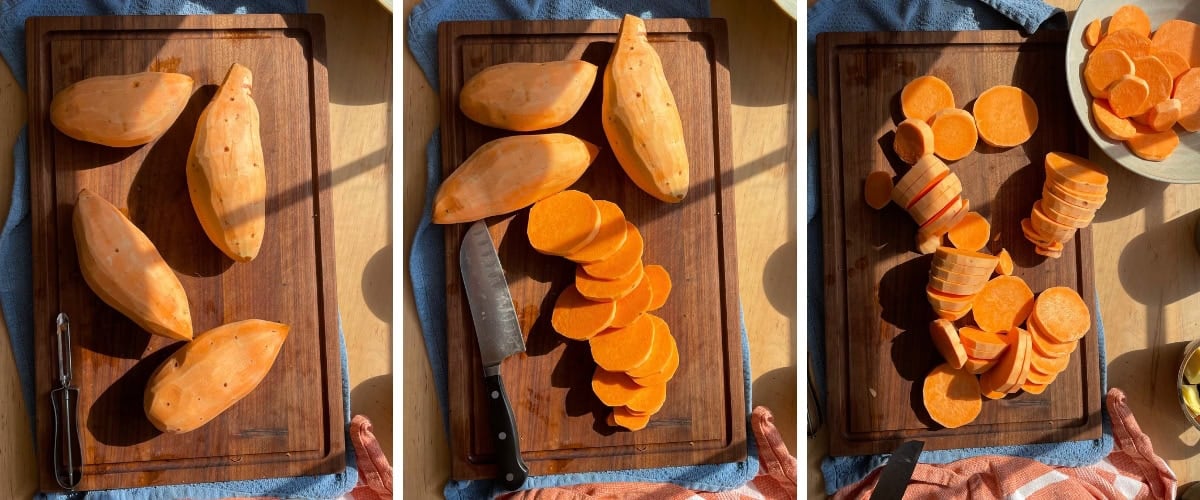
left=0, top=1, right=359, bottom=498
left=807, top=0, right=1115, bottom=495
left=407, top=1, right=761, bottom=498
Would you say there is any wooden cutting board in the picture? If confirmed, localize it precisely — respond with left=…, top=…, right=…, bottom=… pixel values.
left=25, top=15, right=344, bottom=491
left=817, top=30, right=1104, bottom=456
left=438, top=18, right=746, bottom=479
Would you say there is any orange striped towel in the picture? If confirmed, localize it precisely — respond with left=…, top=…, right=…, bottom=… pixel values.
left=498, top=406, right=798, bottom=500
left=835, top=388, right=1176, bottom=499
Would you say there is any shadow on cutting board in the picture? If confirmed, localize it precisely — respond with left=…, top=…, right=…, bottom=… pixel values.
left=87, top=342, right=183, bottom=446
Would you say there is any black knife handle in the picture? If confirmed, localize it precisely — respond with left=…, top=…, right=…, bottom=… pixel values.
left=51, top=387, right=82, bottom=490
left=484, top=373, right=528, bottom=490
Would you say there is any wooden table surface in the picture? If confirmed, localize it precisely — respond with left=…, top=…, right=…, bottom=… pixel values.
left=807, top=0, right=1200, bottom=496
left=401, top=0, right=797, bottom=497
left=0, top=0, right=392, bottom=496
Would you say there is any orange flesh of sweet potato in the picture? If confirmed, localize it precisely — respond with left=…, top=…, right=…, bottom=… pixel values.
left=973, top=85, right=1039, bottom=147
left=901, top=75, right=956, bottom=121
left=643, top=264, right=672, bottom=311
left=1095, top=29, right=1152, bottom=58
left=973, top=276, right=1035, bottom=333
left=864, top=171, right=894, bottom=210
left=625, top=382, right=667, bottom=414
left=1084, top=18, right=1103, bottom=47
left=979, top=327, right=1030, bottom=394
left=1045, top=152, right=1109, bottom=192
left=459, top=60, right=598, bottom=132
left=1142, top=98, right=1181, bottom=132
left=566, top=200, right=628, bottom=263
left=929, top=108, right=978, bottom=162
left=919, top=198, right=968, bottom=241
left=922, top=363, right=982, bottom=428
left=591, top=367, right=644, bottom=406
left=74, top=189, right=192, bottom=341
left=610, top=276, right=653, bottom=328
left=1106, top=74, right=1150, bottom=118
left=892, top=155, right=949, bottom=207
left=1091, top=98, right=1138, bottom=141
left=963, top=357, right=999, bottom=375
left=602, top=14, right=689, bottom=203
left=50, top=71, right=194, bottom=147
left=1151, top=19, right=1200, bottom=67
left=1109, top=5, right=1151, bottom=38
left=626, top=315, right=675, bottom=378
left=144, top=319, right=288, bottom=433
left=1132, top=56, right=1172, bottom=115
left=576, top=261, right=645, bottom=301
left=929, top=319, right=968, bottom=369
left=1033, top=287, right=1091, bottom=342
left=1126, top=125, right=1179, bottom=162
left=527, top=190, right=601, bottom=256
left=589, top=314, right=657, bottom=372
left=632, top=342, right=679, bottom=387
left=1151, top=48, right=1189, bottom=80
left=958, top=327, right=1008, bottom=359
left=907, top=172, right=959, bottom=217
left=996, top=249, right=1014, bottom=276
left=1028, top=320, right=1076, bottom=358
left=551, top=284, right=617, bottom=340
left=186, top=63, right=266, bottom=262
left=434, top=134, right=599, bottom=224
left=1174, top=68, right=1200, bottom=131
left=893, top=118, right=936, bottom=164
left=611, top=406, right=651, bottom=430
left=947, top=211, right=990, bottom=252
left=1084, top=49, right=1135, bottom=99
left=581, top=222, right=643, bottom=279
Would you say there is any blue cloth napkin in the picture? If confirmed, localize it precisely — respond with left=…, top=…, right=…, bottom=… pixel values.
left=807, top=0, right=1116, bottom=495
left=0, top=1, right=360, bottom=498
left=407, top=1, right=761, bottom=499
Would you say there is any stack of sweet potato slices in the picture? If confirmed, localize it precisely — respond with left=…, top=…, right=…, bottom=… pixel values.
left=1083, top=4, right=1200, bottom=161
left=1022, top=152, right=1109, bottom=258
left=531, top=190, right=676, bottom=430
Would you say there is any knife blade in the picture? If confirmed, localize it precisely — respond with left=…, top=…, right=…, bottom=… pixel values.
left=52, top=313, right=82, bottom=490
left=459, top=221, right=529, bottom=490
left=869, top=440, right=923, bottom=500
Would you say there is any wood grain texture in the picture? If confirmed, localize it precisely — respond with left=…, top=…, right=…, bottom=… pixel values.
left=439, top=18, right=745, bottom=479
left=817, top=30, right=1102, bottom=456
left=25, top=14, right=343, bottom=491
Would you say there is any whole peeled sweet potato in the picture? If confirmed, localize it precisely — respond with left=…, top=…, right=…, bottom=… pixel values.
left=459, top=61, right=598, bottom=131
left=73, top=188, right=192, bottom=341
left=187, top=63, right=266, bottom=262
left=50, top=72, right=194, bottom=147
left=602, top=15, right=690, bottom=203
left=144, top=319, right=289, bottom=434
left=433, top=133, right=599, bottom=224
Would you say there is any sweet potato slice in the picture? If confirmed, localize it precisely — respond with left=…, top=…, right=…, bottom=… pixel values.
left=907, top=174, right=962, bottom=224
left=995, top=249, right=1014, bottom=276
left=979, top=327, right=1031, bottom=394
left=1040, top=198, right=1094, bottom=228
left=935, top=308, right=970, bottom=321
left=1084, top=18, right=1104, bottom=47
left=1140, top=98, right=1181, bottom=132
left=972, top=276, right=1035, bottom=333
left=1091, top=98, right=1138, bottom=141
left=1031, top=201, right=1079, bottom=242
left=610, top=406, right=651, bottom=431
left=1106, top=74, right=1150, bottom=118
left=576, top=262, right=644, bottom=301
left=864, top=171, right=895, bottom=210
left=1046, top=178, right=1107, bottom=206
left=1028, top=320, right=1077, bottom=358
left=625, top=382, right=667, bottom=414
left=892, top=155, right=950, bottom=207
left=947, top=211, right=990, bottom=252
left=922, top=363, right=982, bottom=429
left=610, top=276, right=653, bottom=328
left=589, top=314, right=657, bottom=372
left=894, top=118, right=936, bottom=164
left=929, top=266, right=991, bottom=286
left=929, top=275, right=987, bottom=296
left=626, top=315, right=676, bottom=378
left=1031, top=348, right=1072, bottom=375
left=1132, top=56, right=1173, bottom=115
left=934, top=246, right=999, bottom=270
left=917, top=232, right=943, bottom=255
left=528, top=190, right=601, bottom=256
left=973, top=85, right=1039, bottom=147
left=1084, top=49, right=1135, bottom=99
left=1095, top=29, right=1152, bottom=59
left=926, top=286, right=974, bottom=312
left=929, top=108, right=978, bottom=161
left=1024, top=364, right=1056, bottom=386
left=963, top=357, right=1000, bottom=375
left=1126, top=126, right=1179, bottom=162
left=1151, top=19, right=1200, bottom=67
left=1020, top=217, right=1059, bottom=248
left=551, top=284, right=617, bottom=340
left=581, top=222, right=643, bottom=279
left=1109, top=5, right=1151, bottom=38
left=1032, top=287, right=1091, bottom=342
left=930, top=319, right=968, bottom=369
left=1152, top=48, right=1189, bottom=80
left=643, top=264, right=672, bottom=311
left=918, top=198, right=968, bottom=241
left=631, top=342, right=679, bottom=387
left=1043, top=185, right=1104, bottom=214
left=958, top=327, right=1009, bottom=360
left=591, top=367, right=644, bottom=406
left=901, top=75, right=956, bottom=121
left=1175, top=68, right=1200, bottom=132
left=566, top=200, right=628, bottom=263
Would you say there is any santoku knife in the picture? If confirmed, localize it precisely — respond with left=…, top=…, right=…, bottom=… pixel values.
left=459, top=221, right=529, bottom=490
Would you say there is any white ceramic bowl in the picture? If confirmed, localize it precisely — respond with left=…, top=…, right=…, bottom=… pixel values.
left=1065, top=0, right=1200, bottom=183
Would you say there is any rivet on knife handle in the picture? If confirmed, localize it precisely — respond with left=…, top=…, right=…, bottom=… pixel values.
left=485, top=371, right=528, bottom=490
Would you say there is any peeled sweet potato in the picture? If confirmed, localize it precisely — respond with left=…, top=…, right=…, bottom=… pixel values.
left=186, top=63, right=266, bottom=262
left=50, top=71, right=194, bottom=147
left=73, top=189, right=192, bottom=341
left=144, top=319, right=289, bottom=434
left=433, top=133, right=599, bottom=224
left=602, top=14, right=690, bottom=203
left=459, top=61, right=598, bottom=131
